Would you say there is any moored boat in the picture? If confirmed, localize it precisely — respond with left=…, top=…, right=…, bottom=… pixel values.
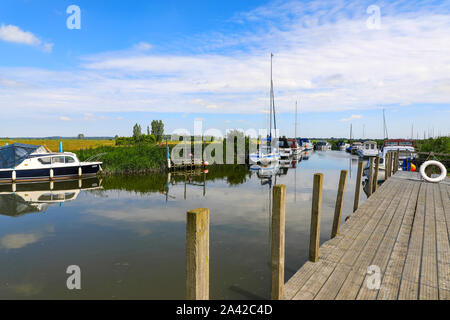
left=350, top=142, right=363, bottom=155
left=287, top=138, right=302, bottom=158
left=278, top=138, right=293, bottom=159
left=357, top=141, right=379, bottom=158
left=249, top=54, right=280, bottom=165
left=0, top=143, right=102, bottom=184
left=297, top=138, right=314, bottom=150
left=315, top=141, right=331, bottom=151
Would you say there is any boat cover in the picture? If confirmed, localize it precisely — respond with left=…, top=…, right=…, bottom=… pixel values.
left=0, top=143, right=47, bottom=169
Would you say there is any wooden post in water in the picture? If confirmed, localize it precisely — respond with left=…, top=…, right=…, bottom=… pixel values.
left=331, top=170, right=348, bottom=239
left=385, top=152, right=391, bottom=179
left=271, top=184, right=286, bottom=300
left=353, top=162, right=364, bottom=213
left=373, top=156, right=380, bottom=193
left=367, top=157, right=374, bottom=197
left=309, top=173, right=323, bottom=262
left=186, top=208, right=210, bottom=300
left=393, top=151, right=399, bottom=174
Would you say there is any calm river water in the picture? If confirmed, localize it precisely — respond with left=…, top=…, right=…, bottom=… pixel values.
left=0, top=151, right=366, bottom=299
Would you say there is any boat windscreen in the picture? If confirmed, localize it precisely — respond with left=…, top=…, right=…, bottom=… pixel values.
left=0, top=143, right=47, bottom=169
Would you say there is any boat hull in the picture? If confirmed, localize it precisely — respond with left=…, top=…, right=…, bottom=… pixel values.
left=0, top=164, right=101, bottom=184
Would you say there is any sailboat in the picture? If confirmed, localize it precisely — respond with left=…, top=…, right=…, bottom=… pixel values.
left=250, top=54, right=280, bottom=166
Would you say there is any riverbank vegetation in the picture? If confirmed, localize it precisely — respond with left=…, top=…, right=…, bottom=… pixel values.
left=76, top=144, right=167, bottom=174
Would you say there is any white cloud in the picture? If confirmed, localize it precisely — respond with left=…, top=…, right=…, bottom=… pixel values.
left=340, top=114, right=362, bottom=122
left=0, top=24, right=40, bottom=45
left=59, top=116, right=71, bottom=121
left=133, top=42, right=152, bottom=51
left=0, top=0, right=450, bottom=118
left=0, top=24, right=53, bottom=52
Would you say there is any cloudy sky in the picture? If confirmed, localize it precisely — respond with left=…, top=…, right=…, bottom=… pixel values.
left=0, top=0, right=449, bottom=138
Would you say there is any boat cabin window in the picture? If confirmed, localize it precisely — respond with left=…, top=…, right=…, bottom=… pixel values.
left=38, top=157, right=51, bottom=165
left=65, top=156, right=76, bottom=163
left=52, top=156, right=65, bottom=164
left=371, top=144, right=375, bottom=149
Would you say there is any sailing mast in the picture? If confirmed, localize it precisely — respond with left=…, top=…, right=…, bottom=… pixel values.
left=295, top=100, right=298, bottom=139
left=383, top=108, right=389, bottom=139
left=350, top=123, right=353, bottom=143
left=269, top=53, right=278, bottom=154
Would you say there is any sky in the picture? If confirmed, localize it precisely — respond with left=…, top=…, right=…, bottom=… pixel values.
left=0, top=0, right=449, bottom=139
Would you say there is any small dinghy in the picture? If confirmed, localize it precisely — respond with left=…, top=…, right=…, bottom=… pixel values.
left=0, top=143, right=102, bottom=183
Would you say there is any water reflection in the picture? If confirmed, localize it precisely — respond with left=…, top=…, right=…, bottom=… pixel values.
left=0, top=152, right=365, bottom=299
left=0, top=178, right=102, bottom=217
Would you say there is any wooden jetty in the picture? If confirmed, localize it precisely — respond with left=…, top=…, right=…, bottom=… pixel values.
left=184, top=152, right=449, bottom=301
left=284, top=171, right=450, bottom=300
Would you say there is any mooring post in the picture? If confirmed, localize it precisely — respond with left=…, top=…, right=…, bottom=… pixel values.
left=186, top=208, right=210, bottom=300
left=271, top=184, right=286, bottom=300
left=393, top=151, right=399, bottom=174
left=331, top=170, right=348, bottom=239
left=353, top=161, right=364, bottom=213
left=373, top=156, right=380, bottom=193
left=367, top=157, right=374, bottom=197
left=309, top=173, right=323, bottom=262
left=385, top=152, right=391, bottom=179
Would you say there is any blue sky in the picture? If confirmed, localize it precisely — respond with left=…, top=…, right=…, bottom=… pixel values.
left=0, top=0, right=449, bottom=138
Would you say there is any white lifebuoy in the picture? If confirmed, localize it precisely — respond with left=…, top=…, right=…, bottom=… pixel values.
left=420, top=160, right=447, bottom=183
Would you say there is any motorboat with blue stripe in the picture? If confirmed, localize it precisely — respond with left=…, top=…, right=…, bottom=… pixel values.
left=0, top=143, right=102, bottom=183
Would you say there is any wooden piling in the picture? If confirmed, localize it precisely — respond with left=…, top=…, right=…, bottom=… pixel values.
left=386, top=152, right=392, bottom=179
left=373, top=156, right=380, bottom=193
left=186, top=208, right=210, bottom=300
left=309, top=173, right=323, bottom=262
left=353, top=162, right=364, bottom=213
left=331, top=170, right=348, bottom=239
left=393, top=151, right=399, bottom=174
left=271, top=184, right=286, bottom=300
left=367, top=157, right=374, bottom=197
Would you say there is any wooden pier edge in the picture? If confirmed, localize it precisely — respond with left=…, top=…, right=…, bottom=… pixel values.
left=283, top=171, right=450, bottom=300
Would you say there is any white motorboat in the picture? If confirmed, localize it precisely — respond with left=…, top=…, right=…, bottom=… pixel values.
left=0, top=143, right=102, bottom=184
left=315, top=141, right=331, bottom=151
left=357, top=141, right=379, bottom=158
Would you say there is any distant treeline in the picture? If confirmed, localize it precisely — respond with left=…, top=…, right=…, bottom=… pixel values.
left=0, top=137, right=114, bottom=140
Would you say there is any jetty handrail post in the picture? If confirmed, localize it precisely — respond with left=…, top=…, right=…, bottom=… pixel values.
left=271, top=184, right=286, bottom=300
left=367, top=157, right=374, bottom=197
left=353, top=161, right=364, bottom=212
left=309, top=173, right=323, bottom=262
left=331, top=170, right=348, bottom=239
left=186, top=208, right=210, bottom=300
left=373, top=156, right=380, bottom=193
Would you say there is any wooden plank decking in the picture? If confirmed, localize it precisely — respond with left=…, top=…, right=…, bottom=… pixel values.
left=284, top=171, right=450, bottom=300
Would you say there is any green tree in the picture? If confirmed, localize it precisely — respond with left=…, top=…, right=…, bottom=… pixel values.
left=151, top=120, right=164, bottom=141
left=133, top=123, right=142, bottom=140
left=77, top=133, right=85, bottom=139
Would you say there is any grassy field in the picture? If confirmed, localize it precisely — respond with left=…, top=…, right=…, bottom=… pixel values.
left=0, top=139, right=115, bottom=152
